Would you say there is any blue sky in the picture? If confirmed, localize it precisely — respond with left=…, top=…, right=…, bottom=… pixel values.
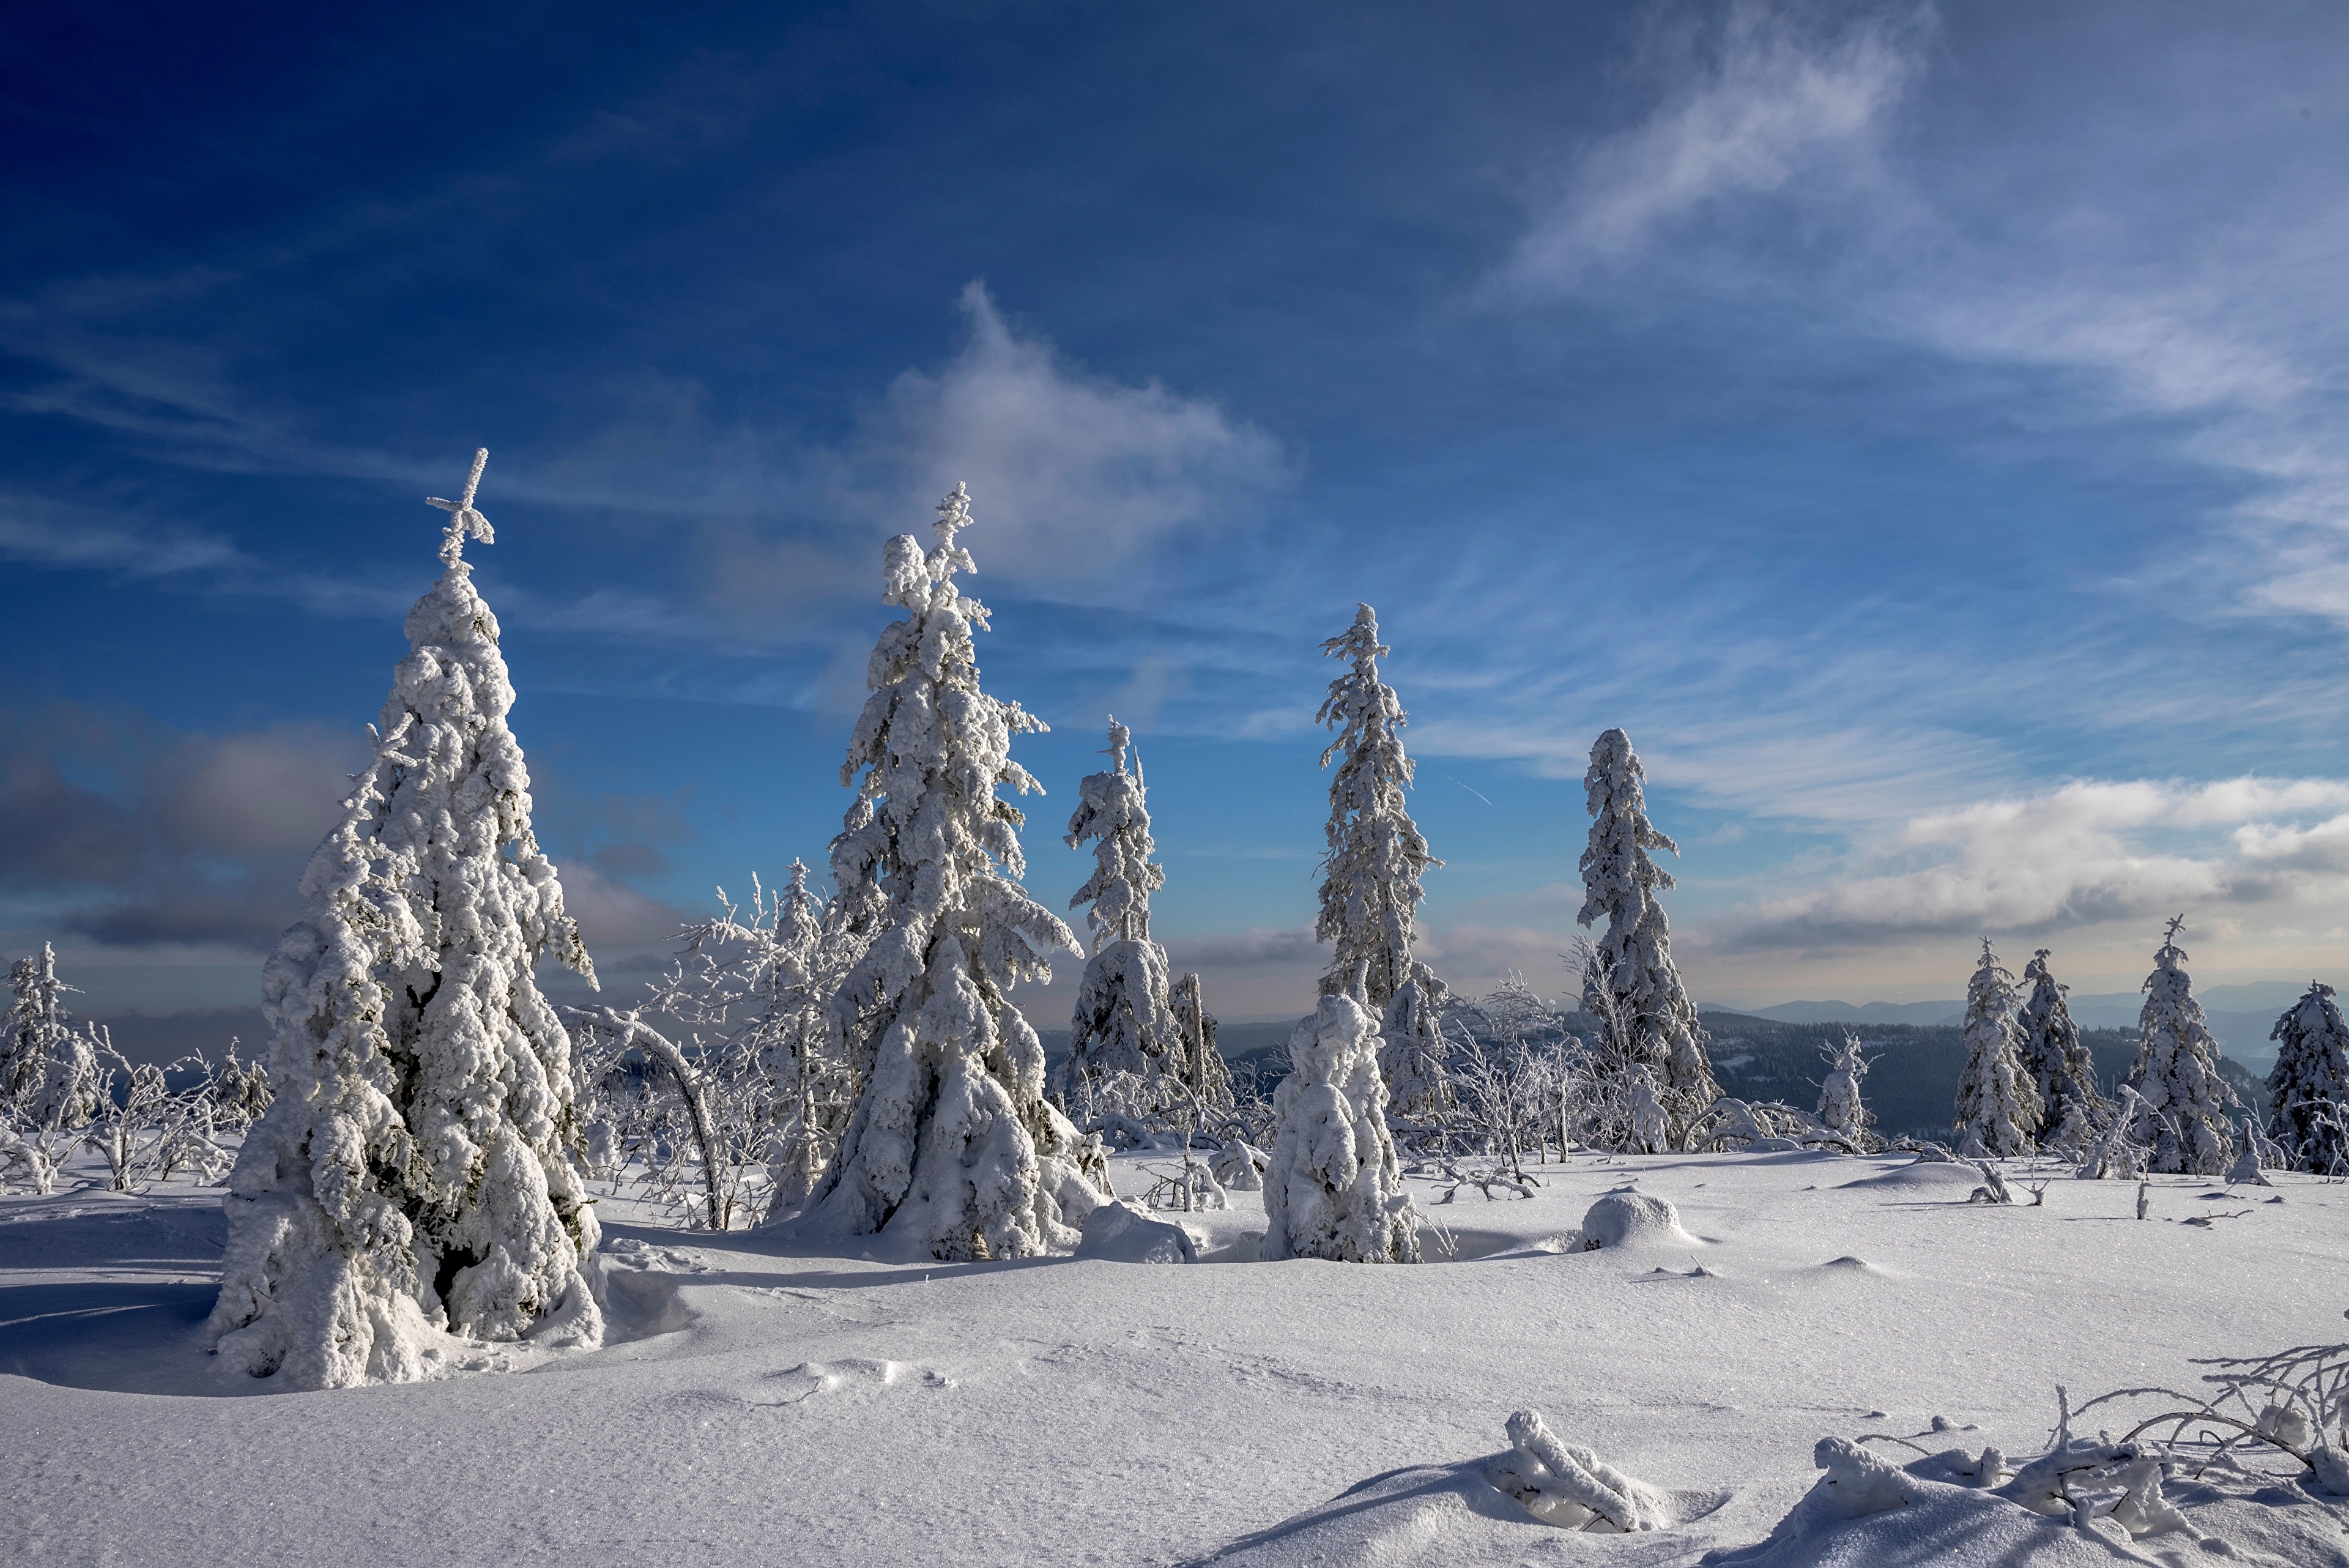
left=8, top=1, right=2349, bottom=1035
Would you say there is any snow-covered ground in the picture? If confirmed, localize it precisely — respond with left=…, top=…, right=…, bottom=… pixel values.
left=4, top=1149, right=2345, bottom=1566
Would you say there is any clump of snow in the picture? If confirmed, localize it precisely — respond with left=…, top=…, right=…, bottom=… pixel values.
left=1074, top=1199, right=1197, bottom=1264
left=1578, top=1189, right=1699, bottom=1250
left=1262, top=994, right=1419, bottom=1263
left=1488, top=1408, right=1666, bottom=1531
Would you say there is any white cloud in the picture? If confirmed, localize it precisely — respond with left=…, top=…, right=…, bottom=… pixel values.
left=1507, top=1, right=1932, bottom=285
left=843, top=282, right=1290, bottom=590
left=1711, top=775, right=2349, bottom=953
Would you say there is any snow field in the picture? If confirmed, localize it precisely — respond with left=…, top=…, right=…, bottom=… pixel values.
left=6, top=1148, right=2345, bottom=1566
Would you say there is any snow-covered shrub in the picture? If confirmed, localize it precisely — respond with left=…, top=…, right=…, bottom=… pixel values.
left=1953, top=940, right=2042, bottom=1157
left=1061, top=719, right=1184, bottom=1104
left=83, top=1033, right=236, bottom=1192
left=1488, top=1409, right=1664, bottom=1531
left=209, top=451, right=604, bottom=1391
left=1576, top=730, right=1717, bottom=1147
left=2077, top=1083, right=2154, bottom=1180
left=2126, top=917, right=2238, bottom=1176
left=209, top=1039, right=272, bottom=1133
left=2266, top=981, right=2349, bottom=1175
left=791, top=486, right=1100, bottom=1260
left=1263, top=993, right=1419, bottom=1263
left=568, top=1006, right=766, bottom=1231
left=1816, top=1031, right=1877, bottom=1150
left=1313, top=604, right=1445, bottom=1020
left=1378, top=972, right=1456, bottom=1122
left=2015, top=949, right=2109, bottom=1151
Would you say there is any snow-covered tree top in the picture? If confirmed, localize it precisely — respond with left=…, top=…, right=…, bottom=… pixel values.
left=425, top=447, right=494, bottom=567
left=1577, top=727, right=1677, bottom=927
left=1969, top=938, right=2015, bottom=999
left=2142, top=915, right=2195, bottom=1003
left=1065, top=715, right=1162, bottom=951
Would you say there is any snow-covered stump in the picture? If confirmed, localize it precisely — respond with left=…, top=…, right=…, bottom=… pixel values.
left=2265, top=981, right=2349, bottom=1175
left=1263, top=994, right=1420, bottom=1263
left=1488, top=1409, right=1664, bottom=1531
left=2126, top=916, right=2238, bottom=1176
left=787, top=486, right=1103, bottom=1262
left=1576, top=728, right=1718, bottom=1147
left=207, top=451, right=604, bottom=1391
left=1954, top=940, right=2042, bottom=1157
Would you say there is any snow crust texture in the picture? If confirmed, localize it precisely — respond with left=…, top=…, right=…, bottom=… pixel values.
left=207, top=451, right=603, bottom=1391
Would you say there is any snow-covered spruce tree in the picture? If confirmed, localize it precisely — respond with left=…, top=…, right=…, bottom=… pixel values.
left=1315, top=604, right=1443, bottom=1008
left=2265, top=981, right=2349, bottom=1175
left=2125, top=916, right=2238, bottom=1176
left=1816, top=1031, right=1876, bottom=1150
left=790, top=485, right=1101, bottom=1261
left=1953, top=940, right=2042, bottom=1157
left=2014, top=949, right=2109, bottom=1152
left=1, top=943, right=100, bottom=1131
left=1576, top=728, right=1717, bottom=1145
left=1169, top=972, right=1234, bottom=1110
left=207, top=450, right=604, bottom=1389
left=1059, top=717, right=1182, bottom=1103
left=1263, top=992, right=1419, bottom=1263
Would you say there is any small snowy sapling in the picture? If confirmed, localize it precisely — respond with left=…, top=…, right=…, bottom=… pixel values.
left=1262, top=992, right=1420, bottom=1263
left=1953, top=940, right=2043, bottom=1157
left=2125, top=916, right=2238, bottom=1176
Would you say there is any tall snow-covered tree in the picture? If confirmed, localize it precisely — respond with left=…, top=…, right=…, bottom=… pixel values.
left=1263, top=993, right=1419, bottom=1263
left=1576, top=727, right=1717, bottom=1144
left=2265, top=981, right=2349, bottom=1175
left=791, top=485, right=1101, bottom=1261
left=2014, top=949, right=2108, bottom=1151
left=2126, top=916, right=2238, bottom=1176
left=1816, top=1031, right=1875, bottom=1149
left=1953, top=940, right=2041, bottom=1157
left=208, top=451, right=604, bottom=1390
left=1, top=943, right=99, bottom=1130
left=1059, top=718, right=1182, bottom=1101
left=1169, top=972, right=1234, bottom=1110
left=1314, top=604, right=1441, bottom=1011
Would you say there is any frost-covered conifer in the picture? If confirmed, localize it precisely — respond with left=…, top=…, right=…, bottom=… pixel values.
left=1816, top=1031, right=1875, bottom=1148
left=1263, top=992, right=1419, bottom=1263
left=2265, top=981, right=2349, bottom=1175
left=792, top=485, right=1100, bottom=1260
left=1, top=944, right=99, bottom=1130
left=207, top=451, right=604, bottom=1389
left=1169, top=972, right=1233, bottom=1110
left=1953, top=940, right=2042, bottom=1157
left=1060, top=718, right=1182, bottom=1101
left=1378, top=973, right=1454, bottom=1121
left=2125, top=916, right=2237, bottom=1176
left=1576, top=729, right=1716, bottom=1143
left=1314, top=604, right=1441, bottom=1012
left=2014, top=949, right=2108, bottom=1151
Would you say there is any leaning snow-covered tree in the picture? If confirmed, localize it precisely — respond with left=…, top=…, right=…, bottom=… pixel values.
left=1, top=943, right=100, bottom=1132
left=1576, top=728, right=1716, bottom=1145
left=1263, top=992, right=1419, bottom=1263
left=2265, top=981, right=2349, bottom=1175
left=1953, top=940, right=2042, bottom=1157
left=1314, top=604, right=1443, bottom=1008
left=2014, top=949, right=2108, bottom=1152
left=1059, top=718, right=1183, bottom=1104
left=789, top=485, right=1102, bottom=1261
left=207, top=450, right=605, bottom=1391
left=2126, top=916, right=2238, bottom=1176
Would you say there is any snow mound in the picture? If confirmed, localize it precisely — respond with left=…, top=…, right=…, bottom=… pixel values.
left=1699, top=1470, right=2131, bottom=1567
left=1187, top=1458, right=1727, bottom=1567
left=1076, top=1199, right=1198, bottom=1264
left=1579, top=1191, right=1701, bottom=1250
left=1841, top=1160, right=1983, bottom=1191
